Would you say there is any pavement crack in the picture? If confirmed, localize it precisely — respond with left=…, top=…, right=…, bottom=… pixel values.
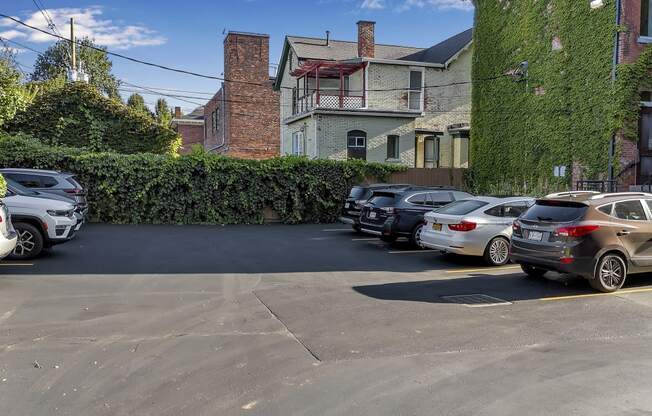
left=253, top=290, right=321, bottom=362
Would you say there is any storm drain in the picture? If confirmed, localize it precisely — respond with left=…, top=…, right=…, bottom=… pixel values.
left=441, top=294, right=512, bottom=308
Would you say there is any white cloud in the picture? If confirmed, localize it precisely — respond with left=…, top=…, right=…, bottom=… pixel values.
left=361, top=0, right=386, bottom=9
left=1, top=7, right=166, bottom=50
left=0, top=29, right=27, bottom=40
left=398, top=0, right=474, bottom=11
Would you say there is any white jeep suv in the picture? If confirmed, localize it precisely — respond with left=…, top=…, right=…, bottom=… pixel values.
left=2, top=186, right=78, bottom=259
left=0, top=201, right=17, bottom=259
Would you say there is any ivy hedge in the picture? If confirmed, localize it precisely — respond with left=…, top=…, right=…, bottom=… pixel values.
left=0, top=134, right=404, bottom=224
left=0, top=173, right=5, bottom=198
left=470, top=0, right=618, bottom=194
left=5, top=82, right=181, bottom=155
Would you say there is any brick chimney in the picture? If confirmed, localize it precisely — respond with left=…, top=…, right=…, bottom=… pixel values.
left=357, top=20, right=375, bottom=58
left=174, top=106, right=182, bottom=118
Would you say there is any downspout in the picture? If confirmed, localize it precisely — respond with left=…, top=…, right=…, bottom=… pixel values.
left=607, top=0, right=622, bottom=190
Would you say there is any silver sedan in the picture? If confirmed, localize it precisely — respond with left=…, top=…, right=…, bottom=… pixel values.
left=420, top=196, right=535, bottom=266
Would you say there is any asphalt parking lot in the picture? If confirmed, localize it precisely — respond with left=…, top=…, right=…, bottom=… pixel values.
left=4, top=224, right=652, bottom=415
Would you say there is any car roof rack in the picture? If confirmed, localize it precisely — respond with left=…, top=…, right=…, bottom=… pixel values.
left=590, top=192, right=652, bottom=200
left=0, top=167, right=61, bottom=175
left=545, top=191, right=600, bottom=198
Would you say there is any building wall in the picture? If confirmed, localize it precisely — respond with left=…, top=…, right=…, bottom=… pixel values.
left=217, top=32, right=280, bottom=159
left=203, top=89, right=224, bottom=151
left=176, top=123, right=205, bottom=155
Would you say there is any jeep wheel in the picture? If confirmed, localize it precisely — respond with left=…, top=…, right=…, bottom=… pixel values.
left=590, top=254, right=626, bottom=293
left=10, top=222, right=44, bottom=260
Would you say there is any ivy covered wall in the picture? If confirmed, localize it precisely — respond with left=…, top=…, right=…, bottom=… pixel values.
left=470, top=0, right=618, bottom=194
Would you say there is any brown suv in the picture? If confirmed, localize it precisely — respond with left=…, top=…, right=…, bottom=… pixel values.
left=510, top=192, right=652, bottom=292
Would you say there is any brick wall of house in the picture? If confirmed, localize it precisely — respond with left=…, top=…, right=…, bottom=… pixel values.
left=176, top=123, right=205, bottom=155
left=204, top=90, right=223, bottom=151
left=221, top=32, right=280, bottom=159
left=357, top=21, right=375, bottom=58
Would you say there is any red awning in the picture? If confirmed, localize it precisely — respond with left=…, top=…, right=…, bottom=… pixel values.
left=290, top=60, right=366, bottom=78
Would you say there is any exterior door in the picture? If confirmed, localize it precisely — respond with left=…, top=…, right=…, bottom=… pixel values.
left=424, top=136, right=438, bottom=168
left=639, top=108, right=652, bottom=183
left=347, top=130, right=367, bottom=160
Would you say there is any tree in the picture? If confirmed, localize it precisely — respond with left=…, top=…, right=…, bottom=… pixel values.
left=0, top=47, right=29, bottom=127
left=127, top=93, right=150, bottom=115
left=154, top=98, right=172, bottom=126
left=31, top=37, right=120, bottom=98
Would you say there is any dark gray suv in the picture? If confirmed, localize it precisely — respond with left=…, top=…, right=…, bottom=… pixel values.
left=0, top=169, right=88, bottom=218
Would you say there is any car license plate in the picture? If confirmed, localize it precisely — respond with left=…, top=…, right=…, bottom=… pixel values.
left=528, top=230, right=543, bottom=241
left=432, top=223, right=442, bottom=231
left=369, top=211, right=376, bottom=219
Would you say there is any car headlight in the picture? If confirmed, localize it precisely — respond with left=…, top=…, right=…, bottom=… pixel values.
left=47, top=209, right=73, bottom=217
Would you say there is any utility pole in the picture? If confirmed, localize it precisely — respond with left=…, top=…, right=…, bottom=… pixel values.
left=70, top=17, right=76, bottom=71
left=607, top=0, right=622, bottom=192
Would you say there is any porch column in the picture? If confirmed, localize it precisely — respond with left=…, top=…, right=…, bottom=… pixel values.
left=315, top=67, right=320, bottom=106
left=362, top=63, right=366, bottom=108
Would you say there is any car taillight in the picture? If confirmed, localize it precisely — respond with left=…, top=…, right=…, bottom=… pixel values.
left=554, top=225, right=600, bottom=238
left=64, top=188, right=83, bottom=195
left=512, top=221, right=522, bottom=236
left=449, top=220, right=477, bottom=232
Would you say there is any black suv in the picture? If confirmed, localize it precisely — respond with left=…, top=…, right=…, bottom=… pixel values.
left=359, top=187, right=473, bottom=246
left=340, top=183, right=409, bottom=231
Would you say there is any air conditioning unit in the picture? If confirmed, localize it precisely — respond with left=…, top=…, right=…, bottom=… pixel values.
left=590, top=0, right=604, bottom=9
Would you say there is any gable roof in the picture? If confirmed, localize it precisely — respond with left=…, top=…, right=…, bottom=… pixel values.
left=274, top=28, right=473, bottom=90
left=399, top=28, right=473, bottom=64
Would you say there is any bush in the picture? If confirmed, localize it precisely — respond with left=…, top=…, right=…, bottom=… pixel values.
left=5, top=82, right=181, bottom=155
left=0, top=134, right=404, bottom=224
left=0, top=173, right=5, bottom=198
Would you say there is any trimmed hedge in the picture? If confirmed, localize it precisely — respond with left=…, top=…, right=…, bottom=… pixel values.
left=5, top=82, right=181, bottom=155
left=0, top=173, right=5, bottom=198
left=0, top=134, right=404, bottom=224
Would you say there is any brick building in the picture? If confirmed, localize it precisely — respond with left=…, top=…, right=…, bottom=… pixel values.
left=204, top=32, right=280, bottom=159
left=171, top=106, right=205, bottom=155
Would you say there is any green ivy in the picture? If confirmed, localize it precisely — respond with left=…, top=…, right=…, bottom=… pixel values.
left=470, top=0, right=618, bottom=194
left=614, top=46, right=652, bottom=140
left=0, top=134, right=404, bottom=224
left=5, top=82, right=181, bottom=155
left=0, top=173, right=5, bottom=198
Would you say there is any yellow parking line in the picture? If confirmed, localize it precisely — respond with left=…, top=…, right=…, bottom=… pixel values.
left=541, top=287, right=652, bottom=302
left=445, top=265, right=521, bottom=274
left=0, top=263, right=33, bottom=266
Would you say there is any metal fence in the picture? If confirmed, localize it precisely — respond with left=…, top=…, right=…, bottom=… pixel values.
left=575, top=180, right=616, bottom=193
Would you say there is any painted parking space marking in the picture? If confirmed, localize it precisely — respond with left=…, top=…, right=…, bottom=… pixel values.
left=541, top=287, right=652, bottom=302
left=444, top=265, right=521, bottom=274
left=387, top=250, right=436, bottom=254
left=322, top=229, right=353, bottom=232
left=351, top=238, right=379, bottom=241
left=0, top=263, right=34, bottom=267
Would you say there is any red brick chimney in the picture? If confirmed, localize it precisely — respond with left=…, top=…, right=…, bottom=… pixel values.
left=174, top=106, right=182, bottom=118
left=357, top=20, right=375, bottom=58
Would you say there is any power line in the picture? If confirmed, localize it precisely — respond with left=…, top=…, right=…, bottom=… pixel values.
left=31, top=0, right=62, bottom=37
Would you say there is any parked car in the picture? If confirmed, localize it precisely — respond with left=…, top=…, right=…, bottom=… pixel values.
left=5, top=178, right=85, bottom=232
left=2, top=184, right=79, bottom=259
left=0, top=200, right=18, bottom=260
left=0, top=168, right=88, bottom=218
left=339, top=183, right=410, bottom=231
left=510, top=192, right=652, bottom=293
left=359, top=187, right=473, bottom=246
left=420, top=197, right=535, bottom=266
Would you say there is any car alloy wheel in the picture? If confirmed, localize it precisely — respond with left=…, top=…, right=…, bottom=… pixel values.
left=14, top=229, right=36, bottom=257
left=411, top=224, right=424, bottom=248
left=592, top=254, right=626, bottom=293
left=485, top=237, right=510, bottom=266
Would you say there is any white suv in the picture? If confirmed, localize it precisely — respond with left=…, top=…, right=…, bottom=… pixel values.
left=0, top=201, right=17, bottom=259
left=2, top=186, right=78, bottom=259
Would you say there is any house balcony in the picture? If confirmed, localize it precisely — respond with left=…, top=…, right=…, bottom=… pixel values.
left=290, top=60, right=367, bottom=116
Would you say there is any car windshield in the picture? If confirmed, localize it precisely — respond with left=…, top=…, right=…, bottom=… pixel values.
left=435, top=199, right=488, bottom=215
left=348, top=186, right=368, bottom=199
left=521, top=200, right=588, bottom=222
left=367, top=193, right=396, bottom=206
left=6, top=178, right=39, bottom=196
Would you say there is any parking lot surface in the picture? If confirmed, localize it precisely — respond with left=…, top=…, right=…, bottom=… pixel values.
left=3, top=224, right=652, bottom=415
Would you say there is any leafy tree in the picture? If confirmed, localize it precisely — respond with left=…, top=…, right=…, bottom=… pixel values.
left=155, top=98, right=172, bottom=126
left=6, top=82, right=180, bottom=154
left=31, top=37, right=120, bottom=98
left=127, top=93, right=150, bottom=115
left=0, top=47, right=29, bottom=127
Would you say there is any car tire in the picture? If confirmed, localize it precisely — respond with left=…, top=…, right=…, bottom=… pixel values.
left=10, top=222, right=44, bottom=260
left=521, top=264, right=546, bottom=278
left=589, top=253, right=627, bottom=293
left=484, top=237, right=510, bottom=266
left=409, top=223, right=425, bottom=248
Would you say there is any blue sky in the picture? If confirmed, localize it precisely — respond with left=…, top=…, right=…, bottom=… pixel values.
left=1, top=0, right=474, bottom=112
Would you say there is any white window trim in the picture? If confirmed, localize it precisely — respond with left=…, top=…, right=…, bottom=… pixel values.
left=408, top=67, right=425, bottom=112
left=292, top=131, right=305, bottom=155
left=638, top=36, right=652, bottom=44
left=386, top=135, right=400, bottom=161
left=347, top=135, right=366, bottom=148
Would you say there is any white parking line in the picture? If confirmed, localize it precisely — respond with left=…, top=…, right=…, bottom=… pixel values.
left=0, top=263, right=34, bottom=266
left=322, top=229, right=352, bottom=232
left=387, top=250, right=434, bottom=254
left=351, top=238, right=378, bottom=241
left=444, top=265, right=521, bottom=274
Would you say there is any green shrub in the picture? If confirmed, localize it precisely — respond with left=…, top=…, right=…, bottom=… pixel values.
left=5, top=82, right=181, bottom=155
left=0, top=134, right=404, bottom=224
left=0, top=173, right=6, bottom=198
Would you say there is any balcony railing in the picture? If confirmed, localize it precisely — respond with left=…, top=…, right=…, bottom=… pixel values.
left=293, top=90, right=365, bottom=115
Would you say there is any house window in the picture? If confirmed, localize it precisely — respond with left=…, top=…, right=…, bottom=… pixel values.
left=292, top=131, right=305, bottom=155
left=347, top=130, right=367, bottom=160
left=643, top=1, right=652, bottom=37
left=424, top=136, right=439, bottom=168
left=387, top=135, right=399, bottom=159
left=408, top=69, right=423, bottom=111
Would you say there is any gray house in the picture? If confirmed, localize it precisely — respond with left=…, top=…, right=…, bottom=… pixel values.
left=273, top=21, right=473, bottom=169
